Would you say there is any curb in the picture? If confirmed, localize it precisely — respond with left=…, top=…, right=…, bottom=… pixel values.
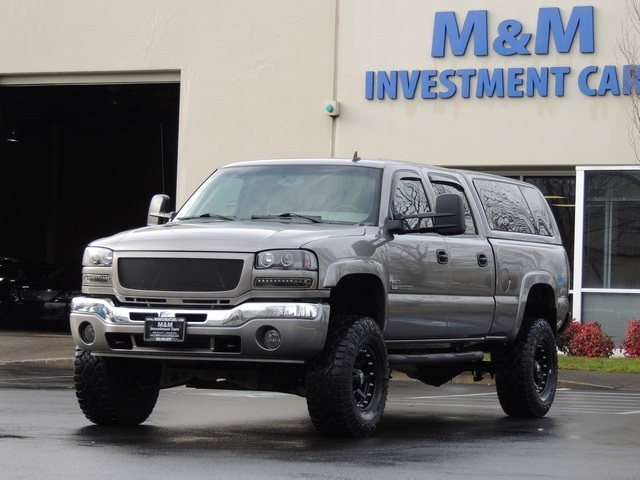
left=0, top=358, right=74, bottom=367
left=557, top=380, right=613, bottom=391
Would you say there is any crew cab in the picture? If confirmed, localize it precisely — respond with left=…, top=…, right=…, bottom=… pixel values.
left=71, top=158, right=571, bottom=437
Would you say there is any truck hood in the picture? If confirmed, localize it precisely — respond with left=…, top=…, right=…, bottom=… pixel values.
left=89, top=221, right=367, bottom=252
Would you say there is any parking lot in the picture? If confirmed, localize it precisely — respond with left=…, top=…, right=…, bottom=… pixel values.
left=1, top=329, right=640, bottom=480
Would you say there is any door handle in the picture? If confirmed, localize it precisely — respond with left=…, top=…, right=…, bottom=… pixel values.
left=477, top=253, right=489, bottom=267
left=437, top=249, right=449, bottom=264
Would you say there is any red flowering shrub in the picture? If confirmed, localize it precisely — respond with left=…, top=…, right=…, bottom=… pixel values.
left=621, top=319, right=640, bottom=358
left=556, top=320, right=582, bottom=354
left=568, top=322, right=615, bottom=358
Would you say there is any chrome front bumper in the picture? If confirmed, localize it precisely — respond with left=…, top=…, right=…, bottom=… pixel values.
left=70, top=297, right=330, bottom=361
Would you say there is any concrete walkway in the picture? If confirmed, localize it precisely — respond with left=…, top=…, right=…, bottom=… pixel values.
left=0, top=330, right=75, bottom=365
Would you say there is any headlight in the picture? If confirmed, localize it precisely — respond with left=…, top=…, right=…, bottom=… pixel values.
left=82, top=247, right=114, bottom=267
left=255, top=250, right=317, bottom=270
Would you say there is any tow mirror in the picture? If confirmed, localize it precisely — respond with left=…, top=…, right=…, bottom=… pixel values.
left=147, top=194, right=174, bottom=225
left=386, top=193, right=465, bottom=236
left=433, top=193, right=466, bottom=235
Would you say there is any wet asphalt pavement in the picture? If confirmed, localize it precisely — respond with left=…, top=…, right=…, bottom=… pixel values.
left=1, top=329, right=640, bottom=479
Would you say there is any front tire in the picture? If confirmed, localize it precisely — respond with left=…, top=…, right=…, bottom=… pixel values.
left=305, top=316, right=389, bottom=437
left=495, top=318, right=558, bottom=418
left=74, top=350, right=161, bottom=426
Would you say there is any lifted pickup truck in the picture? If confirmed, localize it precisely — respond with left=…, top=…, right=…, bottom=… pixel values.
left=71, top=158, right=571, bottom=437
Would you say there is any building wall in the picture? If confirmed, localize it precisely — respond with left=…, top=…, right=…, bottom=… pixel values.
left=0, top=0, right=337, bottom=203
left=0, top=0, right=634, bottom=204
left=336, top=1, right=632, bottom=169
left=2, top=0, right=639, bottom=343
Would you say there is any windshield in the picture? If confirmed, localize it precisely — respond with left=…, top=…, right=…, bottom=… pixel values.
left=176, top=164, right=382, bottom=224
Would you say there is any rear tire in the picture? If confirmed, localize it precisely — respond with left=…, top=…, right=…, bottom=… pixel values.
left=495, top=318, right=558, bottom=418
left=305, top=316, right=389, bottom=437
left=74, top=350, right=161, bottom=426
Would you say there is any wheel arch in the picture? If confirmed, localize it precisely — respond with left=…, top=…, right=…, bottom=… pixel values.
left=327, top=272, right=387, bottom=332
left=511, top=273, right=558, bottom=340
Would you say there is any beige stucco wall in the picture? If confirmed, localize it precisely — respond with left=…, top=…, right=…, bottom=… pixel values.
left=0, top=0, right=338, bottom=202
left=0, top=0, right=636, bottom=203
left=335, top=0, right=633, bottom=168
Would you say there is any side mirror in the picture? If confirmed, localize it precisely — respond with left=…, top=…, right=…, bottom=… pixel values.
left=434, top=193, right=466, bottom=236
left=147, top=194, right=173, bottom=225
left=385, top=193, right=466, bottom=236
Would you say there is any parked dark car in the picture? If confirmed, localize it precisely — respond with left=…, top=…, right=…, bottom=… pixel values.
left=7, top=264, right=82, bottom=328
left=0, top=256, right=25, bottom=324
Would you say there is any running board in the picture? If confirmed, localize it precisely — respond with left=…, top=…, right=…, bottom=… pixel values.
left=388, top=351, right=485, bottom=365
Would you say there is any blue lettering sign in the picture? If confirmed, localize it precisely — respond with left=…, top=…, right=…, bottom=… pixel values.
left=476, top=68, right=505, bottom=97
left=598, top=66, right=620, bottom=95
left=362, top=6, right=617, bottom=101
left=421, top=70, right=438, bottom=99
left=526, top=67, right=549, bottom=97
left=432, top=10, right=488, bottom=57
left=365, top=71, right=375, bottom=100
left=458, top=69, right=477, bottom=98
left=550, top=66, right=570, bottom=96
left=493, top=20, right=532, bottom=56
left=578, top=66, right=598, bottom=96
left=535, top=6, right=594, bottom=54
left=400, top=70, right=421, bottom=99
left=439, top=70, right=457, bottom=99
left=378, top=71, right=398, bottom=100
left=507, top=68, right=525, bottom=97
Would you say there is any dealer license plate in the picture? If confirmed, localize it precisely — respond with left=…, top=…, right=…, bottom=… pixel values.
left=144, top=317, right=186, bottom=343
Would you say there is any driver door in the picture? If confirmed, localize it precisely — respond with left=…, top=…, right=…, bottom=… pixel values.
left=384, top=171, right=451, bottom=340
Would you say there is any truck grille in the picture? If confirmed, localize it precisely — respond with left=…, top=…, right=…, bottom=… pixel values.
left=117, top=258, right=243, bottom=292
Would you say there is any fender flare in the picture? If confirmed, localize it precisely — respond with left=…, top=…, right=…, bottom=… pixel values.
left=321, top=258, right=388, bottom=327
left=509, top=271, right=558, bottom=341
left=321, top=258, right=387, bottom=290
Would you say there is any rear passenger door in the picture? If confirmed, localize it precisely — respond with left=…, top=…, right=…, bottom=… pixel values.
left=384, top=171, right=451, bottom=339
left=429, top=176, right=496, bottom=337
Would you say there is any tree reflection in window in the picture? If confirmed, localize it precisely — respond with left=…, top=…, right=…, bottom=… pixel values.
left=582, top=171, right=640, bottom=289
left=393, top=178, right=431, bottom=230
left=432, top=182, right=477, bottom=235
left=524, top=176, right=576, bottom=283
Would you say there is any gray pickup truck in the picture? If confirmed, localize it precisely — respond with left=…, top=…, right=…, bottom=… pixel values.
left=71, top=158, right=571, bottom=437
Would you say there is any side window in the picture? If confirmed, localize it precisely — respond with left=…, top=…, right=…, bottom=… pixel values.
left=432, top=182, right=477, bottom=235
left=521, top=186, right=554, bottom=237
left=474, top=179, right=536, bottom=234
left=393, top=177, right=431, bottom=230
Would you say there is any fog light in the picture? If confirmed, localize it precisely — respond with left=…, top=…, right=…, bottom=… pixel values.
left=80, top=322, right=96, bottom=344
left=262, top=328, right=282, bottom=350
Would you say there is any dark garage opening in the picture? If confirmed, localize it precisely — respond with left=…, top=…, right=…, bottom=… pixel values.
left=0, top=83, right=180, bottom=268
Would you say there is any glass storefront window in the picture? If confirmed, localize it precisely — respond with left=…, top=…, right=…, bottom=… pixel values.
left=582, top=171, right=640, bottom=289
left=582, top=292, right=640, bottom=345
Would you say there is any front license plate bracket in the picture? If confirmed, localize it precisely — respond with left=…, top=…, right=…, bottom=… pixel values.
left=144, top=317, right=186, bottom=343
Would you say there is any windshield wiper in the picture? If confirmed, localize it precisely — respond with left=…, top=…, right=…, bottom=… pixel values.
left=177, top=213, right=237, bottom=221
left=251, top=212, right=323, bottom=223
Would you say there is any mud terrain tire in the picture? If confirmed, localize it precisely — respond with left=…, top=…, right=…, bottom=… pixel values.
left=495, top=318, right=558, bottom=418
left=74, top=349, right=161, bottom=426
left=305, top=316, right=389, bottom=437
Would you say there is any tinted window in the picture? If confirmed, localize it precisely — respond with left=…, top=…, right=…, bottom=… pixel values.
left=523, top=176, right=575, bottom=271
left=474, top=179, right=536, bottom=234
left=521, top=186, right=554, bottom=237
left=432, top=182, right=477, bottom=235
left=393, top=177, right=431, bottom=230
